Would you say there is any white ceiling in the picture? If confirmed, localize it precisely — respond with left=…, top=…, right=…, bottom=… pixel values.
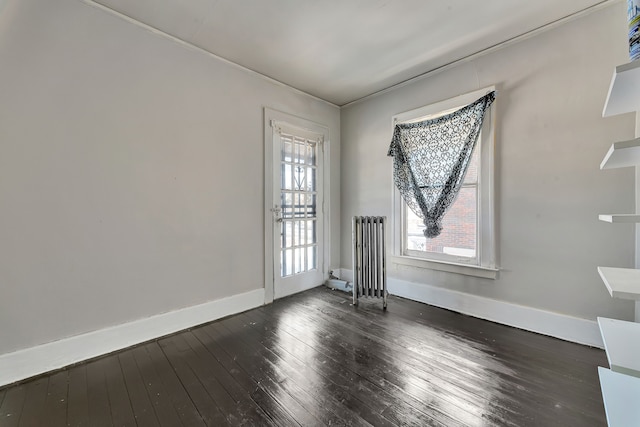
left=93, top=0, right=611, bottom=106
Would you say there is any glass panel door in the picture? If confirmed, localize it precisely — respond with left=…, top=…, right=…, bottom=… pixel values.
left=272, top=124, right=323, bottom=299
left=280, top=133, right=318, bottom=277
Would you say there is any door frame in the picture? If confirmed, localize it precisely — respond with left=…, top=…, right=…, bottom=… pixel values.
left=263, top=108, right=331, bottom=304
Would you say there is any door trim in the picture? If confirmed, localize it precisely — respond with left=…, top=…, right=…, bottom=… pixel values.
left=264, top=108, right=331, bottom=304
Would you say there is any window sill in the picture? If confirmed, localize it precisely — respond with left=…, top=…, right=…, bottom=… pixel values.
left=390, top=255, right=499, bottom=279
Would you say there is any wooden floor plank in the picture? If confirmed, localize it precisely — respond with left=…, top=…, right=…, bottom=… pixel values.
left=132, top=344, right=186, bottom=427
left=292, top=288, right=607, bottom=426
left=0, top=384, right=27, bottom=427
left=143, top=342, right=207, bottom=427
left=217, top=313, right=398, bottom=427
left=315, top=289, right=607, bottom=423
left=241, top=308, right=466, bottom=427
left=262, top=296, right=524, bottom=424
left=362, top=293, right=602, bottom=389
left=163, top=333, right=240, bottom=425
left=102, top=354, right=136, bottom=427
left=158, top=335, right=231, bottom=426
left=227, top=311, right=389, bottom=427
left=228, top=314, right=374, bottom=427
left=219, top=316, right=360, bottom=427
left=118, top=350, right=161, bottom=427
left=85, top=358, right=113, bottom=427
left=194, top=324, right=303, bottom=427
left=179, top=331, right=274, bottom=426
left=304, top=292, right=596, bottom=387
left=66, top=365, right=89, bottom=427
left=189, top=327, right=256, bottom=393
left=191, top=326, right=303, bottom=426
left=42, top=370, right=68, bottom=427
left=17, top=377, right=48, bottom=427
left=0, top=286, right=608, bottom=427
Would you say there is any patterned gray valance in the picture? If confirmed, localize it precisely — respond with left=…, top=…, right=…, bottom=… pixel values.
left=388, top=91, right=495, bottom=238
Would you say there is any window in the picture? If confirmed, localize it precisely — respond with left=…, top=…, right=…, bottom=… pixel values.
left=391, top=87, right=497, bottom=278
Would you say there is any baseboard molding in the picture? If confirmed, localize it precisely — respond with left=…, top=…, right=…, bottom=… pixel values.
left=340, top=269, right=603, bottom=348
left=0, top=288, right=265, bottom=388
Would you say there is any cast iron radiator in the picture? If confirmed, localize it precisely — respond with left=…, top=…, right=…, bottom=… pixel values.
left=352, top=216, right=388, bottom=309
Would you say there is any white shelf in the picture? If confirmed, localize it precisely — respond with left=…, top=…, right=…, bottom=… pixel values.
left=603, top=61, right=640, bottom=117
left=600, top=138, right=640, bottom=169
left=598, top=367, right=640, bottom=427
left=598, top=317, right=640, bottom=378
left=599, top=214, right=640, bottom=223
left=597, top=267, right=640, bottom=301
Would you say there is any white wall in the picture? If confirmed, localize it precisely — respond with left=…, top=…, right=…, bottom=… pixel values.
left=341, top=3, right=636, bottom=323
left=0, top=0, right=340, bottom=355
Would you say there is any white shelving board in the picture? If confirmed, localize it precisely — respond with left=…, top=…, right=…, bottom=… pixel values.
left=600, top=138, right=640, bottom=169
left=598, top=367, right=640, bottom=427
left=599, top=214, right=640, bottom=223
left=603, top=60, right=640, bottom=117
left=598, top=317, right=640, bottom=378
left=598, top=267, right=640, bottom=300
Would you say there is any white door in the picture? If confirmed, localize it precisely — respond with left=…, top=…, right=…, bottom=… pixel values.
left=270, top=121, right=324, bottom=299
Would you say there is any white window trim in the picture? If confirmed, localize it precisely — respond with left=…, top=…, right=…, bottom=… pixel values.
left=390, top=86, right=498, bottom=279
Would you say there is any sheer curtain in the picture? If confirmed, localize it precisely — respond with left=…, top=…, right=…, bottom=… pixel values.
left=388, top=91, right=495, bottom=238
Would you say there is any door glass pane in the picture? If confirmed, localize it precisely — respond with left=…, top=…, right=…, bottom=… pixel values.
left=283, top=220, right=293, bottom=248
left=290, top=220, right=297, bottom=247
left=294, top=166, right=306, bottom=190
left=307, top=167, right=315, bottom=191
left=306, top=194, right=316, bottom=217
left=306, top=220, right=315, bottom=245
left=282, top=192, right=293, bottom=219
left=298, top=141, right=307, bottom=164
left=307, top=246, right=316, bottom=270
left=308, top=145, right=316, bottom=166
left=299, top=220, right=304, bottom=247
left=282, top=139, right=292, bottom=162
left=295, top=141, right=305, bottom=164
left=279, top=133, right=320, bottom=277
left=282, top=249, right=293, bottom=277
left=282, top=164, right=293, bottom=190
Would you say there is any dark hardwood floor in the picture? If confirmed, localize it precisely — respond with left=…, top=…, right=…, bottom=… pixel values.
left=0, top=287, right=608, bottom=426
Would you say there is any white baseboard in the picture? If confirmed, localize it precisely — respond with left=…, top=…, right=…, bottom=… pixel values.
left=341, top=269, right=603, bottom=348
left=0, top=288, right=265, bottom=387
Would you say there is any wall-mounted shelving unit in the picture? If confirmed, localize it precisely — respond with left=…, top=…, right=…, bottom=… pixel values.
left=598, top=317, right=640, bottom=378
left=599, top=214, right=640, bottom=223
left=600, top=138, right=640, bottom=170
left=603, top=60, right=640, bottom=117
left=598, top=266, right=640, bottom=302
left=599, top=60, right=640, bottom=321
left=598, top=59, right=640, bottom=426
left=598, top=367, right=640, bottom=427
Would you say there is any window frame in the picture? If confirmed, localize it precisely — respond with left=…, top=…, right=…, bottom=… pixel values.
left=390, top=86, right=498, bottom=279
